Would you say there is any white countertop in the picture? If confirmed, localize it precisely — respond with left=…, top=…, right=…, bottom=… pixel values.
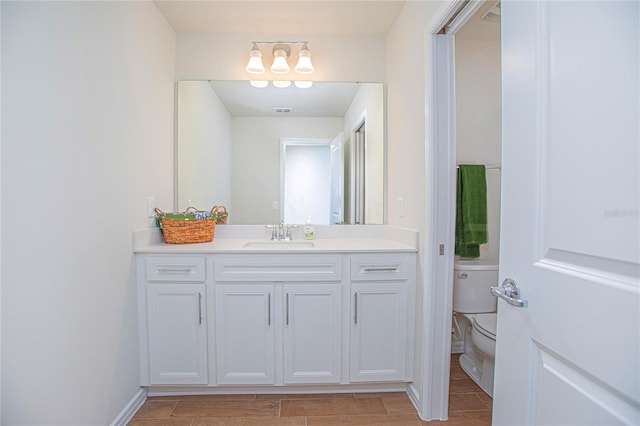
left=133, top=225, right=418, bottom=254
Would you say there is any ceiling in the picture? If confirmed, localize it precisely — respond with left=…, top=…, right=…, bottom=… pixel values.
left=154, top=1, right=406, bottom=36
left=455, top=1, right=501, bottom=41
left=207, top=81, right=363, bottom=117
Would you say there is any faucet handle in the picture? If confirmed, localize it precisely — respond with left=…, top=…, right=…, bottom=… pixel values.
left=265, top=224, right=279, bottom=241
left=284, top=224, right=298, bottom=241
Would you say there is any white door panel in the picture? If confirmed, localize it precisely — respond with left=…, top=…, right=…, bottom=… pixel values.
left=283, top=284, right=342, bottom=383
left=214, top=285, right=275, bottom=384
left=495, top=1, right=639, bottom=425
left=147, top=284, right=207, bottom=384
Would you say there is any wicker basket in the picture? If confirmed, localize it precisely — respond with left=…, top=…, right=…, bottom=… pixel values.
left=154, top=207, right=216, bottom=244
left=213, top=205, right=229, bottom=224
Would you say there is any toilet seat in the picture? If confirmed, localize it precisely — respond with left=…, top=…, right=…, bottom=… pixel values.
left=473, top=313, right=497, bottom=340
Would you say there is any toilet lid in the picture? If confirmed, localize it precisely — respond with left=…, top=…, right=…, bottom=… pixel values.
left=473, top=313, right=497, bottom=339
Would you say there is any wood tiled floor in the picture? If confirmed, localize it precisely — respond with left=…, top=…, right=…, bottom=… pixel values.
left=129, top=355, right=492, bottom=425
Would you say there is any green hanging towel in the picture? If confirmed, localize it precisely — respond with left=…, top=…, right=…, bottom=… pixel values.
left=455, top=164, right=488, bottom=258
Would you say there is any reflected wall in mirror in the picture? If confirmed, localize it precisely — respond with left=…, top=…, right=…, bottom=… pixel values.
left=177, top=80, right=385, bottom=225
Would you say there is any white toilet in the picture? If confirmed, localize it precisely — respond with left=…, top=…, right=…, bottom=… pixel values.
left=452, top=259, right=498, bottom=397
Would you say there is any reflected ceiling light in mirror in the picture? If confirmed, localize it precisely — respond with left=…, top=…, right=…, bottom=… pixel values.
left=294, top=81, right=313, bottom=89
left=245, top=41, right=314, bottom=76
left=272, top=80, right=291, bottom=88
left=250, top=80, right=269, bottom=88
left=295, top=44, right=314, bottom=74
left=245, top=43, right=265, bottom=74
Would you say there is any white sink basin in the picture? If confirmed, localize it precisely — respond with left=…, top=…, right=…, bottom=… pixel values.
left=243, top=241, right=315, bottom=250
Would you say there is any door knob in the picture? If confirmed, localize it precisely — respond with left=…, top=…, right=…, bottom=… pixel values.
left=491, top=278, right=528, bottom=308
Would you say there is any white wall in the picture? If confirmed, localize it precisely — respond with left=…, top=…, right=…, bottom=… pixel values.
left=1, top=2, right=175, bottom=424
left=177, top=81, right=232, bottom=212
left=231, top=117, right=343, bottom=224
left=386, top=0, right=445, bottom=413
left=455, top=39, right=501, bottom=261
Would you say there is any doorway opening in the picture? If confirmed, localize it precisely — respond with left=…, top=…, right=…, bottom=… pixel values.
left=281, top=136, right=344, bottom=225
left=420, top=0, right=500, bottom=421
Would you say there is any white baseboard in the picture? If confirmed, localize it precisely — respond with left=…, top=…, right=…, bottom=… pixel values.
left=110, top=388, right=147, bottom=426
left=406, top=383, right=423, bottom=420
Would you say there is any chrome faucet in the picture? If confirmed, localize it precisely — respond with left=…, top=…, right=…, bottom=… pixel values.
left=266, top=222, right=297, bottom=241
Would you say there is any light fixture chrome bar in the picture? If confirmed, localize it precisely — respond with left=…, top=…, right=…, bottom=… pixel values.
left=250, top=40, right=310, bottom=46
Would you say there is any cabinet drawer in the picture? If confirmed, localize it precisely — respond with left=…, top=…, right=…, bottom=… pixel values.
left=350, top=254, right=409, bottom=281
left=215, top=255, right=342, bottom=282
left=146, top=256, right=206, bottom=282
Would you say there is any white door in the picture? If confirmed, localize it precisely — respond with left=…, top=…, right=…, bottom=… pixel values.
left=350, top=283, right=408, bottom=382
left=495, top=2, right=639, bottom=425
left=147, top=284, right=208, bottom=385
left=283, top=284, right=342, bottom=384
left=214, top=284, right=275, bottom=384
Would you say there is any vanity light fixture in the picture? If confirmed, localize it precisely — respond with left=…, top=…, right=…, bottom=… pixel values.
left=294, top=43, right=314, bottom=74
left=245, top=43, right=266, bottom=74
left=271, top=44, right=291, bottom=74
left=245, top=41, right=315, bottom=76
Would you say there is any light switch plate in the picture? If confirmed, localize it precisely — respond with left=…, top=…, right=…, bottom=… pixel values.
left=147, top=197, right=155, bottom=218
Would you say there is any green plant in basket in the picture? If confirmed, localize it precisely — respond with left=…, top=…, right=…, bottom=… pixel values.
left=154, top=206, right=218, bottom=229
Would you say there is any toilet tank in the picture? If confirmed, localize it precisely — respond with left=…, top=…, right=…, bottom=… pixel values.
left=453, top=259, right=498, bottom=313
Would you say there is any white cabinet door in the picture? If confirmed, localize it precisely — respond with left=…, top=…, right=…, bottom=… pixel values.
left=350, top=283, right=408, bottom=382
left=147, top=284, right=207, bottom=385
left=214, top=284, right=275, bottom=384
left=283, top=284, right=342, bottom=384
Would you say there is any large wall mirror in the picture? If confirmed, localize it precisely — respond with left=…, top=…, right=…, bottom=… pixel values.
left=176, top=80, right=385, bottom=225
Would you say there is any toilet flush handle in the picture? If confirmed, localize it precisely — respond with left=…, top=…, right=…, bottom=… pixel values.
left=491, top=278, right=529, bottom=308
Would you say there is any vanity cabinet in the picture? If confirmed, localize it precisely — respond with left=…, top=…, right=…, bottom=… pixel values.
left=134, top=239, right=417, bottom=391
left=349, top=254, right=412, bottom=382
left=139, top=256, right=208, bottom=385
left=214, top=255, right=342, bottom=385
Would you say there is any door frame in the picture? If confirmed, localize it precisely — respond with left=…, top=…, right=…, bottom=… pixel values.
left=419, top=0, right=488, bottom=420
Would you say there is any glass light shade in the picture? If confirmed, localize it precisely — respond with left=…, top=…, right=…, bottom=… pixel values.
left=272, top=80, right=291, bottom=88
left=245, top=48, right=265, bottom=74
left=294, top=81, right=313, bottom=89
left=250, top=80, right=269, bottom=88
left=271, top=49, right=291, bottom=74
left=295, top=48, right=314, bottom=74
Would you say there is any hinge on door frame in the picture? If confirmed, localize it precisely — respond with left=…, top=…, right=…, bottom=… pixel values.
left=439, top=244, right=445, bottom=255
